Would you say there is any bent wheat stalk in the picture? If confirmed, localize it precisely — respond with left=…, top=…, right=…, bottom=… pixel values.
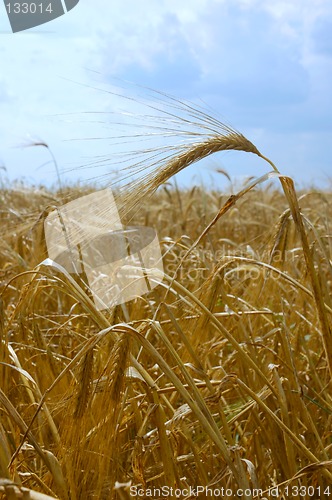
left=119, top=119, right=332, bottom=380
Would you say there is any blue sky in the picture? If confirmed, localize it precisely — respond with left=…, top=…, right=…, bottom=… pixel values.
left=0, top=0, right=331, bottom=189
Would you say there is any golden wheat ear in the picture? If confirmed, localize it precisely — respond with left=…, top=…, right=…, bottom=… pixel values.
left=120, top=128, right=262, bottom=219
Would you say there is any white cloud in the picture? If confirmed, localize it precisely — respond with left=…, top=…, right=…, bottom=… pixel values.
left=0, top=0, right=331, bottom=186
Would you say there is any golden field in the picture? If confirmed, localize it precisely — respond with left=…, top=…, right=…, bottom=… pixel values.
left=0, top=104, right=332, bottom=499
left=1, top=174, right=332, bottom=499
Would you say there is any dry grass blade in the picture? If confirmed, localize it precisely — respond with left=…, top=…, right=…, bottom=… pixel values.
left=0, top=389, right=68, bottom=499
left=236, top=378, right=332, bottom=481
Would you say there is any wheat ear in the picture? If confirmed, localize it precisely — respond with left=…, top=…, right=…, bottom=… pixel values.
left=120, top=130, right=261, bottom=218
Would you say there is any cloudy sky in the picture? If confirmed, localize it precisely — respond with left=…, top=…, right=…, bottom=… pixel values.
left=0, top=0, right=331, bottom=189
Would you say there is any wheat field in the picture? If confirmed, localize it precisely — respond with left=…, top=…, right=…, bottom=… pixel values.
left=0, top=107, right=332, bottom=499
